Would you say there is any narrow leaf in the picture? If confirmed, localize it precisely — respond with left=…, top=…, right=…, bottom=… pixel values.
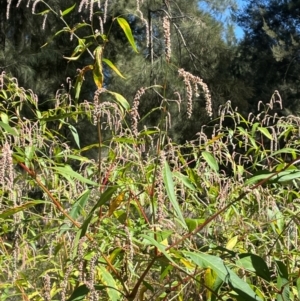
left=68, top=124, right=80, bottom=148
left=0, top=121, right=19, bottom=136
left=140, top=234, right=178, bottom=267
left=52, top=166, right=98, bottom=186
left=258, top=126, right=273, bottom=140
left=61, top=3, right=76, bottom=16
left=67, top=284, right=89, bottom=301
left=226, top=236, right=238, bottom=251
left=0, top=201, right=44, bottom=218
left=236, top=253, right=270, bottom=281
left=102, top=58, right=126, bottom=79
left=108, top=192, right=125, bottom=216
left=185, top=251, right=263, bottom=301
left=202, top=151, right=219, bottom=172
left=116, top=17, right=138, bottom=53
left=106, top=90, right=130, bottom=111
left=93, top=46, right=104, bottom=88
left=97, top=266, right=121, bottom=301
left=163, top=161, right=187, bottom=229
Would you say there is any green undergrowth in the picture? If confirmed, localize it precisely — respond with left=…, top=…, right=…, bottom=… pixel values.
left=0, top=73, right=299, bottom=301
left=0, top=2, right=300, bottom=300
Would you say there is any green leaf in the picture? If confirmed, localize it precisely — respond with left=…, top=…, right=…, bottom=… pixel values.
left=272, top=170, right=300, bottom=183
left=0, top=201, right=44, bottom=218
left=68, top=124, right=80, bottom=148
left=140, top=234, right=178, bottom=267
left=67, top=285, right=89, bottom=301
left=102, top=58, right=126, bottom=79
left=226, top=236, right=238, bottom=250
left=52, top=166, right=98, bottom=186
left=80, top=187, right=117, bottom=237
left=1, top=113, right=9, bottom=124
left=116, top=17, right=138, bottom=53
left=93, top=46, right=104, bottom=88
left=297, top=277, right=300, bottom=299
left=275, top=261, right=290, bottom=301
left=61, top=3, right=76, bottom=16
left=34, top=9, right=50, bottom=16
left=173, top=172, right=196, bottom=190
left=70, top=189, right=90, bottom=220
left=245, top=170, right=273, bottom=185
left=202, top=151, right=219, bottom=172
left=185, top=251, right=263, bottom=301
left=236, top=253, right=270, bottom=281
left=185, top=218, right=204, bottom=233
left=97, top=266, right=121, bottom=301
left=106, top=90, right=130, bottom=111
left=41, top=28, right=66, bottom=47
left=60, top=190, right=90, bottom=234
left=0, top=121, right=19, bottom=136
left=163, top=161, right=187, bottom=229
left=257, top=126, right=273, bottom=140
left=72, top=187, right=118, bottom=259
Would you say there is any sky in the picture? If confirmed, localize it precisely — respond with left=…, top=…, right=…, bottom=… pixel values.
left=198, top=0, right=247, bottom=40
left=235, top=0, right=246, bottom=39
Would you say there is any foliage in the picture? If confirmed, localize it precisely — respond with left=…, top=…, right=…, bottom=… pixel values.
left=0, top=1, right=300, bottom=301
left=234, top=0, right=300, bottom=112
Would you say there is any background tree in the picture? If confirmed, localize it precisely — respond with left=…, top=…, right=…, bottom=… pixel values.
left=234, top=0, right=300, bottom=113
left=103, top=0, right=246, bottom=142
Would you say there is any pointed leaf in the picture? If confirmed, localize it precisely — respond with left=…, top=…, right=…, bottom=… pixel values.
left=163, top=161, right=187, bottom=229
left=202, top=151, right=219, bottom=172
left=93, top=46, right=104, bottom=88
left=52, top=166, right=98, bottom=186
left=61, top=3, right=76, bottom=16
left=0, top=201, right=44, bottom=218
left=226, top=236, right=238, bottom=251
left=102, top=58, right=126, bottom=79
left=185, top=251, right=263, bottom=301
left=140, top=234, right=178, bottom=267
left=0, top=121, right=19, bottom=136
left=67, top=284, right=89, bottom=301
left=97, top=266, right=121, bottom=301
left=116, top=17, right=138, bottom=53
left=236, top=253, right=270, bottom=281
left=68, top=124, right=80, bottom=148
left=276, top=261, right=290, bottom=301
left=106, top=90, right=130, bottom=111
left=257, top=126, right=273, bottom=140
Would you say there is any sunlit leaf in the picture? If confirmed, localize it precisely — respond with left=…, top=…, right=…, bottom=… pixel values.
left=140, top=234, right=178, bottom=267
left=106, top=90, right=130, bottom=111
left=257, top=126, right=273, bottom=140
left=61, top=3, right=76, bottom=16
left=226, top=235, right=238, bottom=250
left=102, top=58, right=126, bottom=79
left=0, top=201, right=44, bottom=218
left=93, top=46, right=104, bottom=88
left=52, top=166, right=98, bottom=186
left=108, top=192, right=125, bottom=216
left=163, top=161, right=187, bottom=230
left=0, top=121, right=19, bottom=136
left=68, top=124, right=80, bottom=148
left=97, top=266, right=121, bottom=301
left=185, top=218, right=204, bottom=233
left=185, top=251, right=263, bottom=301
left=202, top=151, right=219, bottom=172
left=116, top=17, right=138, bottom=53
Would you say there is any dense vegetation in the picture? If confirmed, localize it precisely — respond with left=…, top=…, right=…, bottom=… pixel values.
left=0, top=0, right=300, bottom=300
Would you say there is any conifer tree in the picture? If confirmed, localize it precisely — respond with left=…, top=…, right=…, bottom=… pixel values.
left=235, top=0, right=300, bottom=112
